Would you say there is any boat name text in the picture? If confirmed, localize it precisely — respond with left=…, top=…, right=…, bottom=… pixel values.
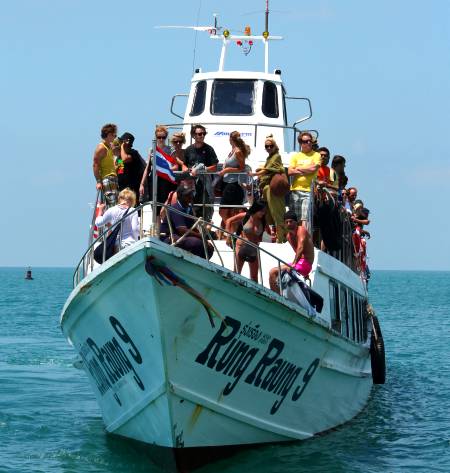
left=195, top=316, right=319, bottom=415
left=80, top=316, right=145, bottom=397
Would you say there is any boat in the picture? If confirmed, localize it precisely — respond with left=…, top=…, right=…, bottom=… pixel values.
left=25, top=267, right=33, bottom=280
left=60, top=5, right=385, bottom=471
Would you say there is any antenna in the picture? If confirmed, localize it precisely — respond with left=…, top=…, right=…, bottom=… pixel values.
left=192, top=0, right=202, bottom=73
left=156, top=1, right=282, bottom=73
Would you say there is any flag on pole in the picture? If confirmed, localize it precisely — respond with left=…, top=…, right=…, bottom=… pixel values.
left=92, top=201, right=102, bottom=240
left=155, top=146, right=177, bottom=184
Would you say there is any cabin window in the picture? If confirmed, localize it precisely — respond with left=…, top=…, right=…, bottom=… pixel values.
left=262, top=81, right=279, bottom=118
left=282, top=86, right=288, bottom=125
left=340, top=287, right=349, bottom=338
left=352, top=295, right=360, bottom=342
left=329, top=281, right=341, bottom=333
left=358, top=297, right=367, bottom=341
left=190, top=81, right=207, bottom=116
left=362, top=300, right=368, bottom=342
left=347, top=290, right=355, bottom=341
left=211, top=79, right=255, bottom=115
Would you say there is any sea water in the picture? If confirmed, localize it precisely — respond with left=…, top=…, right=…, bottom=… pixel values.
left=0, top=268, right=449, bottom=473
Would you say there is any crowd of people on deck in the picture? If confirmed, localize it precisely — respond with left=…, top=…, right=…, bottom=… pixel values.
left=92, top=123, right=371, bottom=286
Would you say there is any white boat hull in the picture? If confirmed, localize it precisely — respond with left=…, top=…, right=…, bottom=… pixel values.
left=61, top=238, right=372, bottom=450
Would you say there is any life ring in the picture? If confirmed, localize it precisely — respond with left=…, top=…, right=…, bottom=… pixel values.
left=370, top=314, right=386, bottom=384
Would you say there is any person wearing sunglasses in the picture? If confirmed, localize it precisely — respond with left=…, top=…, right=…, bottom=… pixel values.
left=170, top=132, right=188, bottom=172
left=140, top=125, right=178, bottom=211
left=93, top=123, right=119, bottom=209
left=288, top=132, right=321, bottom=228
left=161, top=132, right=195, bottom=211
left=183, top=124, right=219, bottom=220
left=251, top=135, right=287, bottom=243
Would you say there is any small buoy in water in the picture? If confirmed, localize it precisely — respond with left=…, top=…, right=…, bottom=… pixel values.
left=25, top=267, right=33, bottom=280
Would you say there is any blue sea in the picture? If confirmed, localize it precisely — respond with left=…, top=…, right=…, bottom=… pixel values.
left=1, top=268, right=449, bottom=473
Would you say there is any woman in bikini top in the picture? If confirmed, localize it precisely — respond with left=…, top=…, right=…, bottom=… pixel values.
left=225, top=200, right=267, bottom=283
left=242, top=219, right=264, bottom=242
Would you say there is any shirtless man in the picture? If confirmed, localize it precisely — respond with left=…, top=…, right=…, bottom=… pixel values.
left=269, top=210, right=315, bottom=294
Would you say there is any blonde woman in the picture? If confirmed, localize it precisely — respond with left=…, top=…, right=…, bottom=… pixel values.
left=251, top=135, right=287, bottom=243
left=170, top=132, right=188, bottom=172
left=95, top=188, right=139, bottom=249
left=139, top=125, right=177, bottom=212
left=161, top=132, right=195, bottom=214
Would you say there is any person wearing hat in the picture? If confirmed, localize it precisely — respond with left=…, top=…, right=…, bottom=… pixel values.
left=269, top=210, right=315, bottom=294
left=351, top=206, right=370, bottom=276
left=351, top=204, right=370, bottom=228
left=117, top=132, right=146, bottom=205
left=159, top=184, right=214, bottom=260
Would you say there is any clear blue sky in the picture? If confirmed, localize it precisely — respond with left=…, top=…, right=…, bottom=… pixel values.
left=1, top=0, right=449, bottom=270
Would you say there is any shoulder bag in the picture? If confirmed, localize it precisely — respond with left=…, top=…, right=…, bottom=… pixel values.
left=94, top=208, right=130, bottom=264
left=270, top=171, right=290, bottom=197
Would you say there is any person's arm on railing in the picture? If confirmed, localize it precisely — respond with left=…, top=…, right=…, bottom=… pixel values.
left=224, top=212, right=246, bottom=246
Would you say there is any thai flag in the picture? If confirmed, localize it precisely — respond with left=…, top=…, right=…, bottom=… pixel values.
left=155, top=146, right=177, bottom=184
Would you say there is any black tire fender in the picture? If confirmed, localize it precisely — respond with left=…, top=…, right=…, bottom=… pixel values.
left=370, top=315, right=386, bottom=384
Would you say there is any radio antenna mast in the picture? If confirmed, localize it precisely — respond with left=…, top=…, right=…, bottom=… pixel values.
left=192, top=0, right=203, bottom=73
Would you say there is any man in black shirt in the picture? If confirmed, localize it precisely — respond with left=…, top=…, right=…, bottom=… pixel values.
left=184, top=124, right=218, bottom=220
left=118, top=132, right=146, bottom=205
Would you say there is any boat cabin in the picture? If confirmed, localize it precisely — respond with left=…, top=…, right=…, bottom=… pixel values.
left=168, top=32, right=312, bottom=168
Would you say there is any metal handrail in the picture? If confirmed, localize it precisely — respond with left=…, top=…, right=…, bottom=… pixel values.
left=286, top=96, right=313, bottom=127
left=170, top=93, right=188, bottom=120
left=161, top=121, right=306, bottom=150
left=74, top=200, right=290, bottom=293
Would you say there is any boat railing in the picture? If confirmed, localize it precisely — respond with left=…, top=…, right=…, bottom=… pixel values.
left=162, top=121, right=318, bottom=152
left=85, top=166, right=257, bottom=261
left=80, top=177, right=366, bottom=288
left=73, top=200, right=294, bottom=296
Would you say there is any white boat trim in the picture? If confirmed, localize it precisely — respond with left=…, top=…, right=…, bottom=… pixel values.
left=316, top=263, right=366, bottom=296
